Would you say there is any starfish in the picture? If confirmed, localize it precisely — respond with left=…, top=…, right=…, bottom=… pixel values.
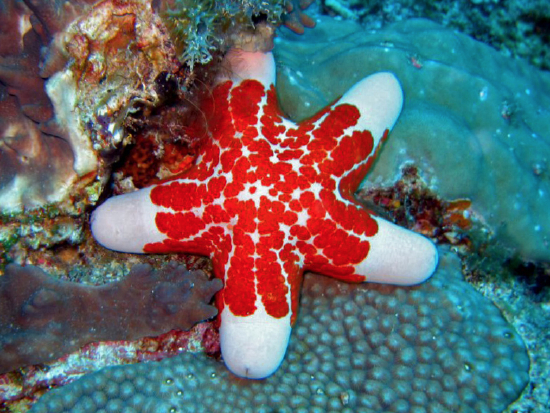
left=91, top=49, right=438, bottom=379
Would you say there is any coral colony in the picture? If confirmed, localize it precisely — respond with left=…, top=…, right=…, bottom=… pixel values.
left=91, top=48, right=438, bottom=379
left=3, top=0, right=546, bottom=411
left=29, top=251, right=529, bottom=413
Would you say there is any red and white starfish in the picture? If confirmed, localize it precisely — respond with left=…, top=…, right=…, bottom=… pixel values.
left=91, top=49, right=438, bottom=379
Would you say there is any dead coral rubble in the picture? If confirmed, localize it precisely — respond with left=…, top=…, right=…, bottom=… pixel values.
left=0, top=263, right=222, bottom=375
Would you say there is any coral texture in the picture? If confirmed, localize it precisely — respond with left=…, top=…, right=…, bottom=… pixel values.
left=0, top=0, right=113, bottom=211
left=0, top=85, right=75, bottom=210
left=160, top=0, right=286, bottom=67
left=91, top=49, right=437, bottom=378
left=29, top=249, right=529, bottom=413
left=324, top=0, right=550, bottom=70
left=159, top=0, right=316, bottom=67
left=0, top=0, right=177, bottom=212
left=0, top=263, right=222, bottom=374
left=44, top=0, right=177, bottom=178
left=275, top=17, right=550, bottom=262
left=0, top=0, right=76, bottom=210
left=0, top=324, right=219, bottom=406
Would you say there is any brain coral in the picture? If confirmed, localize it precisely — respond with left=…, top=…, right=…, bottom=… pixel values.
left=274, top=17, right=550, bottom=262
left=30, top=249, right=529, bottom=413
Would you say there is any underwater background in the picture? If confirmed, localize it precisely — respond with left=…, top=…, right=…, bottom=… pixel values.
left=1, top=0, right=549, bottom=412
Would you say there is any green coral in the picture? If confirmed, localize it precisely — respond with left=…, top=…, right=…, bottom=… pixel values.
left=161, top=0, right=285, bottom=68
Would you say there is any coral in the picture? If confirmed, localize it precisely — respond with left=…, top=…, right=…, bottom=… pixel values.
left=29, top=249, right=529, bottom=413
left=275, top=17, right=550, bottom=262
left=0, top=85, right=75, bottom=211
left=357, top=165, right=474, bottom=248
left=0, top=0, right=178, bottom=213
left=160, top=0, right=220, bottom=68
left=0, top=0, right=32, bottom=57
left=158, top=0, right=318, bottom=67
left=114, top=69, right=209, bottom=189
left=0, top=0, right=126, bottom=212
left=0, top=207, right=85, bottom=268
left=159, top=0, right=286, bottom=68
left=0, top=262, right=222, bottom=374
left=323, top=0, right=550, bottom=70
left=91, top=48, right=438, bottom=378
left=1, top=0, right=188, bottom=274
left=0, top=1, right=76, bottom=211
left=0, top=324, right=219, bottom=408
left=45, top=0, right=178, bottom=177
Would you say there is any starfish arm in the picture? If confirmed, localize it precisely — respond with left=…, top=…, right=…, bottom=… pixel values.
left=91, top=180, right=218, bottom=255
left=218, top=229, right=302, bottom=379
left=218, top=49, right=276, bottom=89
left=91, top=186, right=166, bottom=253
left=220, top=308, right=291, bottom=379
left=337, top=72, right=403, bottom=146
left=354, top=216, right=439, bottom=285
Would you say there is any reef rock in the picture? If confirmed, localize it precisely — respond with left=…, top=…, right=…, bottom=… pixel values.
left=274, top=17, right=550, bottom=262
